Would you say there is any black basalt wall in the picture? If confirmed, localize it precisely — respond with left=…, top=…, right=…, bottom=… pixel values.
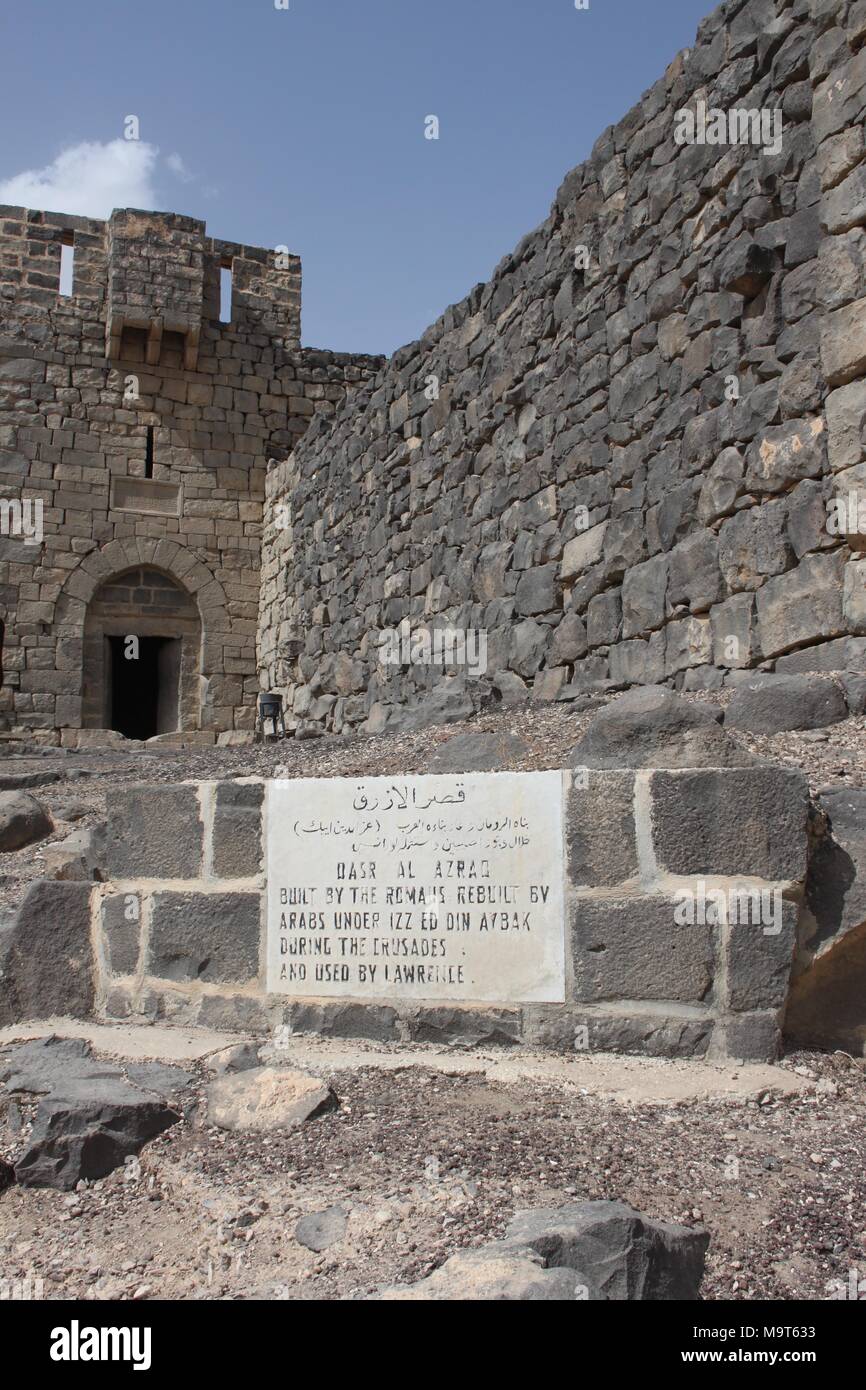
left=260, top=0, right=866, bottom=736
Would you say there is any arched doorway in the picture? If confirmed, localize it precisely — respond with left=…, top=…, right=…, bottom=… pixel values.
left=82, top=567, right=202, bottom=739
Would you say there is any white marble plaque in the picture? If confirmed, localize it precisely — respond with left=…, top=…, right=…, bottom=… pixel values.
left=266, top=771, right=565, bottom=1003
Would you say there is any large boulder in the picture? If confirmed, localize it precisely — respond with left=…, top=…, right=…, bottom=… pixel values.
left=503, top=1201, right=708, bottom=1300
left=1, top=1036, right=184, bottom=1191
left=206, top=1066, right=337, bottom=1132
left=570, top=688, right=751, bottom=769
left=375, top=1200, right=708, bottom=1301
left=14, top=1079, right=179, bottom=1190
left=0, top=791, right=52, bottom=852
left=726, top=674, right=849, bottom=733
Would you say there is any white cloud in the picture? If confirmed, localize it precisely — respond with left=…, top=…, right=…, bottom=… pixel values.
left=0, top=139, right=160, bottom=218
left=166, top=152, right=194, bottom=183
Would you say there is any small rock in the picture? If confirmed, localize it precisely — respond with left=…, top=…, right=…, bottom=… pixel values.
left=295, top=1205, right=348, bottom=1252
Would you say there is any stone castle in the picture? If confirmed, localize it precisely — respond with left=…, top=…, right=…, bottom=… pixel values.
left=0, top=207, right=383, bottom=742
left=1, top=0, right=864, bottom=745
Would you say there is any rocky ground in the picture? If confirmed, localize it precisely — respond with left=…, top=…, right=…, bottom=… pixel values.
left=0, top=690, right=863, bottom=1302
left=0, top=1029, right=863, bottom=1302
left=0, top=688, right=863, bottom=918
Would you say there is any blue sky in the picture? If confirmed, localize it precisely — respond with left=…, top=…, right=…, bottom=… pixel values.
left=1, top=0, right=713, bottom=356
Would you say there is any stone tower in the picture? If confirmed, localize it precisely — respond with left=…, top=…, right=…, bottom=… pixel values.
left=0, top=206, right=382, bottom=743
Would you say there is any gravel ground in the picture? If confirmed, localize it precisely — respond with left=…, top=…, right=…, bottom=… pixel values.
left=0, top=689, right=863, bottom=918
left=0, top=1041, right=864, bottom=1302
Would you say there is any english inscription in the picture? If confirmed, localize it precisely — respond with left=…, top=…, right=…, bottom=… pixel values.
left=266, top=771, right=565, bottom=1003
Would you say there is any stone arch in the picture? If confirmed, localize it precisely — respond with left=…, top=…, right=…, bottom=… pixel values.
left=83, top=568, right=201, bottom=734
left=54, top=538, right=231, bottom=733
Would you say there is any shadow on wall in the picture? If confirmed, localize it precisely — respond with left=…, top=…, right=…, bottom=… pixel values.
left=786, top=917, right=866, bottom=1054
left=786, top=789, right=866, bottom=1053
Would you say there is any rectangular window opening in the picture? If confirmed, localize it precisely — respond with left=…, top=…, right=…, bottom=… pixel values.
left=59, top=238, right=74, bottom=297
left=219, top=262, right=232, bottom=323
left=145, top=426, right=154, bottom=479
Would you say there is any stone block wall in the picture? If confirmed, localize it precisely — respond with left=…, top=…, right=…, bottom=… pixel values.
left=259, top=0, right=866, bottom=736
left=0, top=767, right=813, bottom=1063
left=0, top=207, right=384, bottom=740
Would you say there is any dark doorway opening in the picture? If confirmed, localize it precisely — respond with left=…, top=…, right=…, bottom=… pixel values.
left=107, top=635, right=182, bottom=740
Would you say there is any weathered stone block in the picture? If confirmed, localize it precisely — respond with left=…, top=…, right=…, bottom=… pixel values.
left=197, top=995, right=271, bottom=1033
left=744, top=418, right=826, bottom=494
left=515, top=564, right=558, bottom=616
left=844, top=559, right=866, bottom=633
left=99, top=786, right=204, bottom=879
left=101, top=894, right=142, bottom=976
left=147, top=891, right=260, bottom=984
left=775, top=636, right=866, bottom=673
left=822, top=295, right=866, bottom=386
left=0, top=881, right=94, bottom=1024
left=212, top=781, right=264, bottom=878
left=668, top=532, right=722, bottom=614
left=716, top=1011, right=781, bottom=1063
left=755, top=552, right=847, bottom=658
left=560, top=523, right=608, bottom=580
left=608, top=634, right=666, bottom=686
left=726, top=899, right=798, bottom=1012
left=710, top=593, right=757, bottom=668
left=718, top=502, right=793, bottom=592
left=725, top=673, right=848, bottom=733
left=566, top=771, right=637, bottom=888
left=549, top=611, right=587, bottom=664
left=813, top=49, right=866, bottom=143
left=586, top=589, right=622, bottom=648
left=650, top=768, right=810, bottom=881
left=404, top=1007, right=520, bottom=1046
left=622, top=555, right=668, bottom=638
left=282, top=1001, right=399, bottom=1042
left=664, top=617, right=712, bottom=675
left=718, top=235, right=774, bottom=297
left=521, top=1003, right=711, bottom=1056
left=571, top=895, right=714, bottom=1004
